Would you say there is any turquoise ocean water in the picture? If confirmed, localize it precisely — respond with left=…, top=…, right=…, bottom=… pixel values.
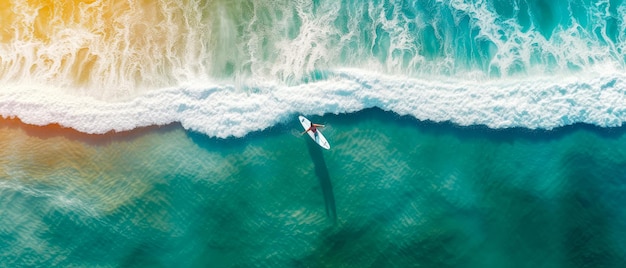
left=3, top=109, right=626, bottom=267
left=2, top=0, right=626, bottom=267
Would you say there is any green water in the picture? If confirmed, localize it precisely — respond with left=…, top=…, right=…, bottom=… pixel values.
left=2, top=109, right=626, bottom=267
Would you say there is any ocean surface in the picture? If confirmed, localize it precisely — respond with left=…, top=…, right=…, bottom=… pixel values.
left=2, top=0, right=626, bottom=267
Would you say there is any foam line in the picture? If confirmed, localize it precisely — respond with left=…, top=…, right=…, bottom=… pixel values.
left=4, top=0, right=625, bottom=101
left=2, top=67, right=626, bottom=138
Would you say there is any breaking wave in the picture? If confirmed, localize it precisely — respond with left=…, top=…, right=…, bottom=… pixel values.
left=1, top=0, right=626, bottom=137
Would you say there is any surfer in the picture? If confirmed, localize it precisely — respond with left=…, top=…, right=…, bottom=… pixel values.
left=298, top=115, right=330, bottom=149
left=302, top=123, right=324, bottom=135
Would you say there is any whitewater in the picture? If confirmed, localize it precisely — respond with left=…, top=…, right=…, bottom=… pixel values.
left=1, top=0, right=626, bottom=138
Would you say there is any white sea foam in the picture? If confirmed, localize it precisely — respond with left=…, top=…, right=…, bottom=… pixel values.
left=2, top=0, right=625, bottom=135
left=2, top=67, right=626, bottom=138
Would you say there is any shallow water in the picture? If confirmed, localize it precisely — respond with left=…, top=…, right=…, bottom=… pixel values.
left=2, top=109, right=626, bottom=267
left=3, top=0, right=626, bottom=136
left=3, top=1, right=626, bottom=266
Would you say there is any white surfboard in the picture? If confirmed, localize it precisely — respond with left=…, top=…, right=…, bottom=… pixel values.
left=299, top=115, right=330, bottom=150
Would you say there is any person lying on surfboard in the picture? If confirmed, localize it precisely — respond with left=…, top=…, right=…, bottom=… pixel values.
left=301, top=123, right=325, bottom=135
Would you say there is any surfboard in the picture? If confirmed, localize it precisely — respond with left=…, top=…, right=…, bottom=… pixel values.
left=299, top=115, right=330, bottom=150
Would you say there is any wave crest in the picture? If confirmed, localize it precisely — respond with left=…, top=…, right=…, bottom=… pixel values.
left=2, top=68, right=625, bottom=138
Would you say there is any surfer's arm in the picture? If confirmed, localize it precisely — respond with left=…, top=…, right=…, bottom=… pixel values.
left=301, top=124, right=323, bottom=135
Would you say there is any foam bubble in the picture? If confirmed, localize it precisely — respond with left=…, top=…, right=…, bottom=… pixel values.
left=2, top=67, right=626, bottom=138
